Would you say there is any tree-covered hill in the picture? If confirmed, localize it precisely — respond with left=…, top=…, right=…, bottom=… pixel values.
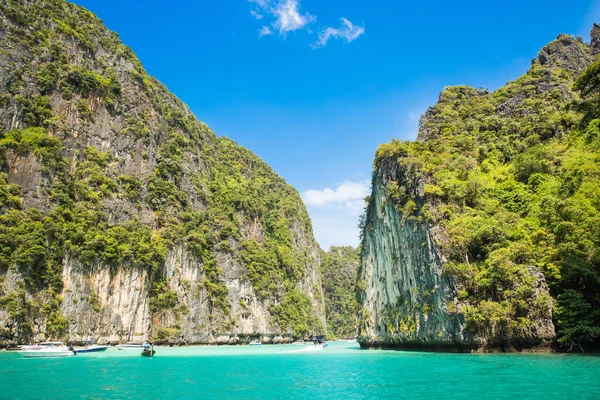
left=359, top=26, right=600, bottom=351
left=321, top=246, right=360, bottom=339
left=0, top=0, right=325, bottom=344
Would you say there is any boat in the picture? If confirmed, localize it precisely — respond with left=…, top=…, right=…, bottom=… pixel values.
left=293, top=340, right=306, bottom=345
left=117, top=342, right=147, bottom=350
left=311, top=338, right=328, bottom=349
left=301, top=344, right=325, bottom=351
left=19, top=342, right=75, bottom=358
left=249, top=340, right=262, bottom=346
left=141, top=344, right=155, bottom=357
left=75, top=343, right=109, bottom=353
left=20, top=342, right=56, bottom=351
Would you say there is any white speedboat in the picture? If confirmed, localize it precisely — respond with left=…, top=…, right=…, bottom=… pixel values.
left=304, top=344, right=325, bottom=351
left=117, top=342, right=147, bottom=350
left=293, top=340, right=306, bottom=345
left=76, top=344, right=109, bottom=353
left=249, top=340, right=262, bottom=346
left=19, top=342, right=75, bottom=358
left=20, top=342, right=56, bottom=351
left=310, top=339, right=328, bottom=349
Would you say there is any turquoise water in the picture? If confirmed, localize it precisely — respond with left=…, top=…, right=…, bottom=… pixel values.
left=1, top=342, right=600, bottom=399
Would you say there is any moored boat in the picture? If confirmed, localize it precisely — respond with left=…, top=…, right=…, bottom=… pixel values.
left=19, top=342, right=75, bottom=358
left=117, top=342, right=146, bottom=350
left=141, top=344, right=155, bottom=357
left=20, top=342, right=56, bottom=351
left=76, top=344, right=109, bottom=353
left=249, top=340, right=262, bottom=346
left=293, top=340, right=306, bottom=345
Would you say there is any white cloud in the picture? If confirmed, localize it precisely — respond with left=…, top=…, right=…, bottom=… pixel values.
left=302, top=180, right=369, bottom=210
left=248, top=0, right=314, bottom=37
left=302, top=180, right=370, bottom=249
left=250, top=10, right=264, bottom=19
left=259, top=26, right=272, bottom=37
left=314, top=18, right=364, bottom=48
left=272, top=0, right=315, bottom=35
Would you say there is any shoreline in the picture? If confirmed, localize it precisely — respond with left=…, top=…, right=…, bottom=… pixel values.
left=355, top=338, right=600, bottom=354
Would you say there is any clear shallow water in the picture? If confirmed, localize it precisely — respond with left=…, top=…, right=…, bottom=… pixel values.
left=1, top=342, right=600, bottom=399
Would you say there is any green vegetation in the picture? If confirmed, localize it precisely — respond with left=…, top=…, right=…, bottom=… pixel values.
left=270, top=290, right=322, bottom=337
left=0, top=173, right=20, bottom=209
left=321, top=246, right=360, bottom=339
left=554, top=290, right=600, bottom=351
left=0, top=127, right=63, bottom=169
left=366, top=35, right=600, bottom=350
left=149, top=280, right=179, bottom=313
left=210, top=138, right=313, bottom=295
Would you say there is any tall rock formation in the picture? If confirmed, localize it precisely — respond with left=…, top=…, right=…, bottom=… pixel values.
left=0, top=0, right=325, bottom=345
left=358, top=29, right=600, bottom=351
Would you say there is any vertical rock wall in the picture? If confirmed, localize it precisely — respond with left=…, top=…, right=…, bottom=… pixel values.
left=358, top=160, right=464, bottom=350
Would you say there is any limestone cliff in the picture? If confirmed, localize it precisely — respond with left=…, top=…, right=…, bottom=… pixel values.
left=0, top=0, right=325, bottom=345
left=358, top=159, right=464, bottom=350
left=358, top=29, right=600, bottom=351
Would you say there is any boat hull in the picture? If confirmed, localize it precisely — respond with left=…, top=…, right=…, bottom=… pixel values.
left=20, top=351, right=74, bottom=358
left=76, top=346, right=109, bottom=353
left=117, top=346, right=144, bottom=351
left=141, top=350, right=155, bottom=357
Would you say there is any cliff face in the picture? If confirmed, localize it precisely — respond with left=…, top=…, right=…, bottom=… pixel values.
left=358, top=29, right=600, bottom=351
left=0, top=0, right=325, bottom=345
left=358, top=159, right=464, bottom=350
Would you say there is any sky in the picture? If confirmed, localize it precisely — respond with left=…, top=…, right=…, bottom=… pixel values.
left=73, top=0, right=600, bottom=250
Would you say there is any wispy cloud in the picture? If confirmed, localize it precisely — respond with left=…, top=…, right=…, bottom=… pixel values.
left=250, top=10, right=264, bottom=20
left=249, top=0, right=314, bottom=36
left=314, top=18, right=365, bottom=48
left=302, top=180, right=369, bottom=211
left=247, top=0, right=364, bottom=47
left=259, top=26, right=272, bottom=37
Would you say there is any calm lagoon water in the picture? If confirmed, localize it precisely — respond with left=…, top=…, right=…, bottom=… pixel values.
left=1, top=341, right=600, bottom=399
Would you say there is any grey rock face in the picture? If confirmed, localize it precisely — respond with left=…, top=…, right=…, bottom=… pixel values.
left=57, top=245, right=324, bottom=344
left=357, top=159, right=465, bottom=350
left=590, top=23, right=600, bottom=55
left=535, top=34, right=593, bottom=75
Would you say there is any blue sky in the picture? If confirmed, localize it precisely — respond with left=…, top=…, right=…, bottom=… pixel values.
left=74, top=0, right=599, bottom=249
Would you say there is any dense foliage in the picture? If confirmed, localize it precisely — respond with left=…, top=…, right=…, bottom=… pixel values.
left=366, top=34, right=600, bottom=350
left=321, top=246, right=360, bottom=339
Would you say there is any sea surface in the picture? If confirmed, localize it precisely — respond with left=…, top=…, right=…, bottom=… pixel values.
left=1, top=341, right=600, bottom=399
